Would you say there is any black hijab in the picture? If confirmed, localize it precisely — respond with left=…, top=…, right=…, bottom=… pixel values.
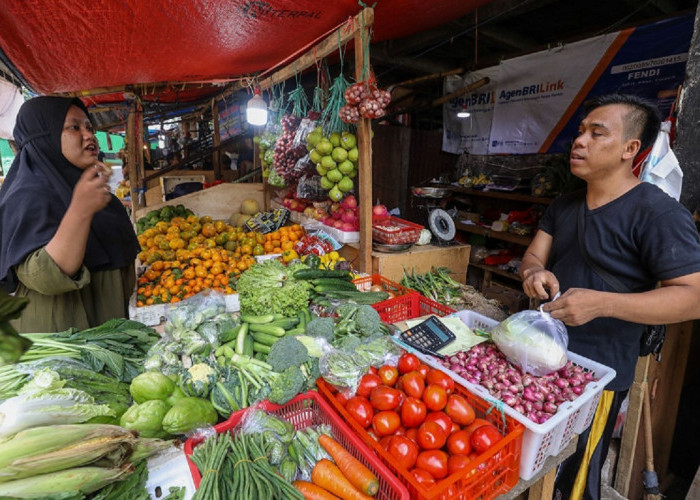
left=0, top=96, right=139, bottom=292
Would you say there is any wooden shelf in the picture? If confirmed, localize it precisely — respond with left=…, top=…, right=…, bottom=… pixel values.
left=455, top=221, right=533, bottom=246
left=470, top=262, right=522, bottom=282
left=449, top=186, right=553, bottom=205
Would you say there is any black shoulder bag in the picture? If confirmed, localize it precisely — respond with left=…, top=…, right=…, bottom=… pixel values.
left=577, top=202, right=666, bottom=361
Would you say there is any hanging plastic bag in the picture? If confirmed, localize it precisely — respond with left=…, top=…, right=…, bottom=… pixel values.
left=639, top=120, right=682, bottom=201
left=490, top=308, right=568, bottom=376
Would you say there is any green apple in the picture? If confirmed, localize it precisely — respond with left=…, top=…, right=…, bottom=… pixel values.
left=329, top=185, right=343, bottom=202
left=320, top=175, right=334, bottom=190
left=338, top=176, right=354, bottom=192
left=331, top=147, right=348, bottom=163
left=326, top=168, right=343, bottom=183
left=309, top=149, right=322, bottom=164
left=338, top=160, right=355, bottom=175
left=329, top=132, right=341, bottom=147
left=316, top=139, right=333, bottom=155
left=316, top=163, right=328, bottom=176
left=347, top=147, right=359, bottom=162
left=321, top=155, right=337, bottom=170
left=340, top=132, right=357, bottom=150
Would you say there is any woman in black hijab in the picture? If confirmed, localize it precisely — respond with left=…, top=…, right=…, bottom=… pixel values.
left=0, top=96, right=139, bottom=332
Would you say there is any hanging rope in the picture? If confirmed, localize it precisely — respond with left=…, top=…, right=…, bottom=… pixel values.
left=322, top=32, right=351, bottom=134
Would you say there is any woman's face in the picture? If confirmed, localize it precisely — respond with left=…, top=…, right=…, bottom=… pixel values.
left=61, top=105, right=98, bottom=169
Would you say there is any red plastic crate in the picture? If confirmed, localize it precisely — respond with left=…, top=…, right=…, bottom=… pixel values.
left=373, top=291, right=456, bottom=323
left=372, top=216, right=424, bottom=245
left=353, top=274, right=413, bottom=297
left=183, top=391, right=409, bottom=500
left=318, top=379, right=524, bottom=500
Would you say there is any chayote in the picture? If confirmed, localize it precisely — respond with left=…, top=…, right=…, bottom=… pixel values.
left=161, top=397, right=218, bottom=435
left=129, top=372, right=175, bottom=404
left=120, top=400, right=171, bottom=438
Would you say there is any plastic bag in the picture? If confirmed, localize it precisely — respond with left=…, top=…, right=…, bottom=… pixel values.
left=319, top=349, right=364, bottom=396
left=296, top=173, right=328, bottom=201
left=164, top=291, right=226, bottom=334
left=293, top=118, right=317, bottom=148
left=491, top=309, right=568, bottom=376
left=639, top=121, right=682, bottom=200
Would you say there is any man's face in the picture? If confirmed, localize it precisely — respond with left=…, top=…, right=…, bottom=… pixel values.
left=569, top=104, right=639, bottom=181
left=61, top=105, right=98, bottom=169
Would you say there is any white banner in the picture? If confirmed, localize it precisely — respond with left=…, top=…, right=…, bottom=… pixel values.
left=0, top=80, right=23, bottom=140
left=442, top=67, right=499, bottom=155
left=488, top=33, right=619, bottom=154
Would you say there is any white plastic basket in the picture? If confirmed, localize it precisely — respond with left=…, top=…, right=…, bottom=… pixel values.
left=128, top=291, right=240, bottom=326
left=409, top=309, right=616, bottom=480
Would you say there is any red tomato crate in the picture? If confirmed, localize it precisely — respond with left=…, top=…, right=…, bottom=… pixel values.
left=183, top=391, right=409, bottom=500
left=318, top=379, right=524, bottom=500
left=353, top=274, right=413, bottom=297
left=373, top=291, right=456, bottom=323
left=372, top=216, right=424, bottom=245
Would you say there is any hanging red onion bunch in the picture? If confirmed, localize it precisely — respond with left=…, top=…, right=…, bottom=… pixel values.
left=273, top=115, right=307, bottom=183
left=339, top=82, right=392, bottom=123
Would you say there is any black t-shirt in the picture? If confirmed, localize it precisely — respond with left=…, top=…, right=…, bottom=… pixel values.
left=539, top=183, right=700, bottom=390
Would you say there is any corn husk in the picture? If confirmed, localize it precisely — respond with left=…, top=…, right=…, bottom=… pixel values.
left=0, top=424, right=136, bottom=482
left=129, top=437, right=176, bottom=463
left=0, top=465, right=132, bottom=498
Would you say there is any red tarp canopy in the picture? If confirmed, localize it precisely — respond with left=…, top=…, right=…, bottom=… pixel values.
left=0, top=0, right=487, bottom=104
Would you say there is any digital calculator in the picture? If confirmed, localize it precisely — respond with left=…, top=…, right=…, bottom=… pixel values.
left=399, top=316, right=455, bottom=355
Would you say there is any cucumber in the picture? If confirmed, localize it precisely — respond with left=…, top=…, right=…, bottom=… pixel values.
left=240, top=314, right=275, bottom=324
left=314, top=283, right=357, bottom=293
left=284, top=327, right=305, bottom=336
left=269, top=317, right=300, bottom=330
left=235, top=323, right=249, bottom=354
left=249, top=323, right=286, bottom=337
left=321, top=290, right=390, bottom=304
left=251, top=331, right=281, bottom=346
left=298, top=310, right=307, bottom=330
left=243, top=336, right=255, bottom=357
left=313, top=280, right=358, bottom=291
left=293, top=269, right=352, bottom=280
left=253, top=342, right=271, bottom=354
left=219, top=324, right=241, bottom=343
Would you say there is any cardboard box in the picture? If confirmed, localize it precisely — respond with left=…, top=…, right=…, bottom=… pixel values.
left=482, top=282, right=529, bottom=314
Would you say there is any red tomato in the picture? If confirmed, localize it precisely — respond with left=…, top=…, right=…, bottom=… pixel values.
left=465, top=418, right=491, bottom=434
left=394, top=425, right=407, bottom=436
left=378, top=365, right=399, bottom=387
left=367, top=429, right=379, bottom=441
left=400, top=397, right=427, bottom=428
left=426, top=369, right=455, bottom=394
left=368, top=366, right=378, bottom=375
left=380, top=435, right=392, bottom=450
left=397, top=353, right=420, bottom=374
left=400, top=371, right=425, bottom=399
left=416, top=450, right=449, bottom=479
left=424, top=411, right=452, bottom=435
left=450, top=421, right=461, bottom=434
left=416, top=363, right=430, bottom=379
left=410, top=468, right=436, bottom=488
left=336, top=392, right=349, bottom=407
left=405, top=428, right=419, bottom=444
left=372, top=410, right=401, bottom=436
left=356, top=373, right=382, bottom=398
left=387, top=435, right=419, bottom=470
left=422, top=384, right=447, bottom=411
left=447, top=454, right=472, bottom=475
left=370, top=386, right=402, bottom=411
left=446, top=429, right=472, bottom=456
left=445, top=394, right=476, bottom=426
left=345, top=396, right=373, bottom=428
left=417, top=421, right=447, bottom=450
left=470, top=424, right=503, bottom=454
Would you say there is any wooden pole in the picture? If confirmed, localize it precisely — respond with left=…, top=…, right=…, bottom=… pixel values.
left=355, top=10, right=374, bottom=274
left=126, top=103, right=141, bottom=217
left=135, top=101, right=146, bottom=210
left=211, top=99, right=222, bottom=180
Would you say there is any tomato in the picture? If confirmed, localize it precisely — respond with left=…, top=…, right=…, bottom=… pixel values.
left=446, top=429, right=472, bottom=456
left=416, top=363, right=430, bottom=379
left=380, top=435, right=393, bottom=450
left=368, top=366, right=378, bottom=375
left=367, top=429, right=379, bottom=441
left=356, top=373, right=382, bottom=398
left=372, top=410, right=401, bottom=436
left=417, top=421, right=447, bottom=450
left=426, top=369, right=455, bottom=394
left=370, top=386, right=402, bottom=411
left=378, top=365, right=399, bottom=387
left=397, top=353, right=420, bottom=374
left=410, top=468, right=436, bottom=488
left=345, top=396, right=374, bottom=428
left=416, top=450, right=449, bottom=479
left=405, top=428, right=419, bottom=444
left=422, top=384, right=447, bottom=411
left=336, top=392, right=349, bottom=407
left=424, top=411, right=452, bottom=435
left=394, top=425, right=407, bottom=436
left=387, top=435, right=419, bottom=469
left=465, top=418, right=491, bottom=434
left=450, top=421, right=461, bottom=434
left=445, top=394, right=476, bottom=426
left=470, top=424, right=503, bottom=454
left=400, top=397, right=427, bottom=428
left=400, top=371, right=425, bottom=399
left=447, top=454, right=472, bottom=475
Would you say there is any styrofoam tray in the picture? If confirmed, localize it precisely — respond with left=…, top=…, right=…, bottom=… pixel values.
left=146, top=446, right=195, bottom=499
left=128, top=291, right=240, bottom=326
left=401, top=309, right=616, bottom=481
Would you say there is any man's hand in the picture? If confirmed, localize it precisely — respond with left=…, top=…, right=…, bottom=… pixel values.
left=522, top=268, right=560, bottom=300
left=541, top=288, right=607, bottom=326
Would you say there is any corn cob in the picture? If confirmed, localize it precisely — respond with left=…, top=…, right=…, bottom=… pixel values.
left=0, top=465, right=132, bottom=497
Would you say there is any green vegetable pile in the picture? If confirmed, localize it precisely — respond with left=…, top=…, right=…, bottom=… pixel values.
left=236, top=260, right=312, bottom=317
left=135, top=204, right=194, bottom=234
left=0, top=289, right=30, bottom=366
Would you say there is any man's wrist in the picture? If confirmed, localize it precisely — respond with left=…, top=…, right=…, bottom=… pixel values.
left=521, top=266, right=544, bottom=279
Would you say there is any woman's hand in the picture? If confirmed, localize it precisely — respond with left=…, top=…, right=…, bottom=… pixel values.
left=522, top=267, right=560, bottom=300
left=70, top=164, right=112, bottom=215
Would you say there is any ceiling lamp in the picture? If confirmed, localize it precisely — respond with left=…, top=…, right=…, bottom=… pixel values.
left=457, top=106, right=470, bottom=118
left=246, top=88, right=268, bottom=126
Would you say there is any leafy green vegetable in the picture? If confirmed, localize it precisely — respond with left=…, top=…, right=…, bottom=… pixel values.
left=129, top=372, right=175, bottom=404
left=119, top=400, right=171, bottom=438
left=237, top=260, right=312, bottom=317
left=90, top=461, right=150, bottom=500
left=0, top=289, right=31, bottom=366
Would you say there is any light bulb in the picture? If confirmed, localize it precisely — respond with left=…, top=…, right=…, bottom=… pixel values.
left=457, top=110, right=470, bottom=118
left=246, top=90, right=268, bottom=126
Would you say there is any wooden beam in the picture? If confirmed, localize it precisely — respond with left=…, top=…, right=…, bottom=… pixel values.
left=432, top=77, right=490, bottom=107
left=389, top=67, right=466, bottom=90
left=355, top=10, right=374, bottom=274
left=211, top=99, right=222, bottom=181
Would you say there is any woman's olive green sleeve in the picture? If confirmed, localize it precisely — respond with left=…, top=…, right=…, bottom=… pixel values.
left=15, top=248, right=91, bottom=295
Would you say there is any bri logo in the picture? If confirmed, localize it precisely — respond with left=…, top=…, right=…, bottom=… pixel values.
left=499, top=80, right=564, bottom=101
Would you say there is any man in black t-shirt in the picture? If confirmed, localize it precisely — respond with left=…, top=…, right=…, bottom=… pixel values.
left=520, top=94, right=700, bottom=500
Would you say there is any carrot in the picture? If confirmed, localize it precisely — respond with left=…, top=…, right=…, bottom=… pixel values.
left=293, top=480, right=342, bottom=500
left=311, top=459, right=373, bottom=500
left=318, top=434, right=379, bottom=496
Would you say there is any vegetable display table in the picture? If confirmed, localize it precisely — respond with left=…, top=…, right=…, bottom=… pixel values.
left=339, top=243, right=471, bottom=284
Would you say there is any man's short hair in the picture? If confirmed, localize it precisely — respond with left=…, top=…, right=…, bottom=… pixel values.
left=583, top=94, right=661, bottom=152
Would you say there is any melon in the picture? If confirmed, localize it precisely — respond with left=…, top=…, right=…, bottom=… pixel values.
left=240, top=199, right=260, bottom=215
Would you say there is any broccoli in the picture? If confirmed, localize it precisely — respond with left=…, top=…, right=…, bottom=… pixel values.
left=296, top=335, right=327, bottom=358
left=268, top=365, right=306, bottom=405
left=355, top=305, right=382, bottom=335
left=305, top=317, right=335, bottom=341
left=301, top=357, right=321, bottom=391
left=334, top=304, right=384, bottom=339
left=266, top=335, right=309, bottom=373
